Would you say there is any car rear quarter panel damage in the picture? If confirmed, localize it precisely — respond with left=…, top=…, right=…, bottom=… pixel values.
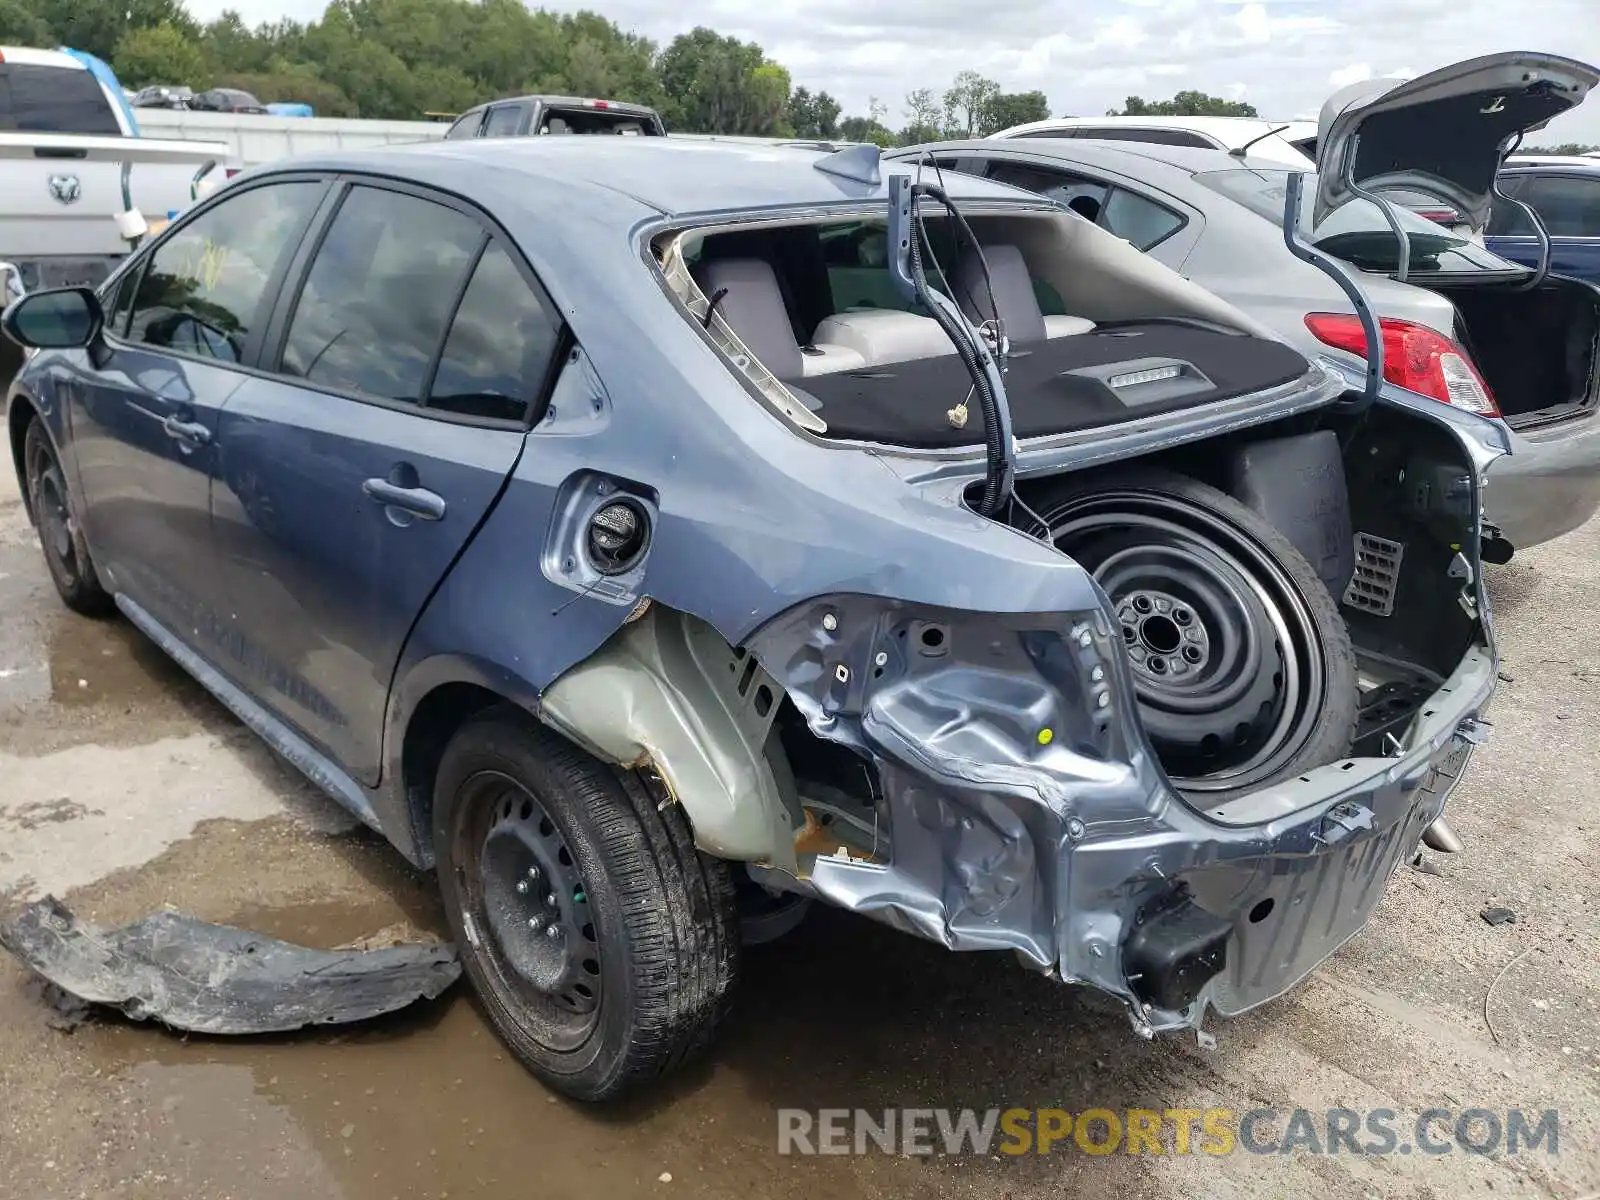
left=739, top=590, right=1494, bottom=1034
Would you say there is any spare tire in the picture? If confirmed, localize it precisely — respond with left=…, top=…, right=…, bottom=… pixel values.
left=1030, top=466, right=1359, bottom=801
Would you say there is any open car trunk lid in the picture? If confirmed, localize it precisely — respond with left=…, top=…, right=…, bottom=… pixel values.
left=1315, top=52, right=1600, bottom=234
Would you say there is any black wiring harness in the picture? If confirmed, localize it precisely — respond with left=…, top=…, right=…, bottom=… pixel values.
left=892, top=175, right=1015, bottom=516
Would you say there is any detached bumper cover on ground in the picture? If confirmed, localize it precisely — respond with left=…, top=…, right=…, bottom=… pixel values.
left=0, top=896, right=460, bottom=1034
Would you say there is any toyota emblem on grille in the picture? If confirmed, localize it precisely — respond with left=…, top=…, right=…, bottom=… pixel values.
left=48, top=174, right=82, bottom=205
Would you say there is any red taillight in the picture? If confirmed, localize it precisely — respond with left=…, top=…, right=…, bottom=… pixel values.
left=1413, top=208, right=1460, bottom=225
left=584, top=98, right=610, bottom=109
left=1304, top=312, right=1499, bottom=416
left=225, top=167, right=241, bottom=178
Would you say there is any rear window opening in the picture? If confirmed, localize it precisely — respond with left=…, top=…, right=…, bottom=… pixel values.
left=654, top=209, right=1318, bottom=448
left=1193, top=168, right=1517, bottom=274
left=539, top=108, right=659, bottom=136
left=0, top=63, right=122, bottom=136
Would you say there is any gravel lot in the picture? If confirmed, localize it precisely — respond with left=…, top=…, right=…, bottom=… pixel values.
left=1, top=462, right=1596, bottom=1200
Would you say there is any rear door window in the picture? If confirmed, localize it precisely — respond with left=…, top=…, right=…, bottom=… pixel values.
left=428, top=242, right=561, bottom=422
left=985, top=162, right=1110, bottom=219
left=278, top=185, right=485, bottom=404
left=983, top=160, right=1184, bottom=248
left=1100, top=187, right=1186, bottom=249
left=125, top=181, right=323, bottom=363
left=0, top=63, right=122, bottom=134
left=445, top=111, right=484, bottom=140
left=481, top=104, right=526, bottom=138
left=1517, top=175, right=1600, bottom=237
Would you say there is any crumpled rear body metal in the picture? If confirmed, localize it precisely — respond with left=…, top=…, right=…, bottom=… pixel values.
left=0, top=896, right=460, bottom=1034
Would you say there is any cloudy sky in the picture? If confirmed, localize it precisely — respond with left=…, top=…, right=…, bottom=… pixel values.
left=192, top=0, right=1600, bottom=142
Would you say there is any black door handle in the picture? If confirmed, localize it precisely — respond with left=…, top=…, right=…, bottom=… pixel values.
left=363, top=477, right=446, bottom=521
left=162, top=415, right=211, bottom=446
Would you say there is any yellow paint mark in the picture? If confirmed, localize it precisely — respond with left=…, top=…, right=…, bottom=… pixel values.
left=1037, top=728, right=1054, bottom=746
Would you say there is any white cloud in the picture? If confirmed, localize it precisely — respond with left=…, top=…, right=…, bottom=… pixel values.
left=181, top=0, right=1600, bottom=142
left=1328, top=63, right=1374, bottom=89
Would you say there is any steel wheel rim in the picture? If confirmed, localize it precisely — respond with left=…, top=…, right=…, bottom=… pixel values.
left=455, top=770, right=602, bottom=1051
left=27, top=440, right=77, bottom=578
left=1047, top=488, right=1328, bottom=793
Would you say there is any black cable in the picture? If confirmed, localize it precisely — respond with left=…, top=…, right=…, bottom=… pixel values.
left=905, top=184, right=1008, bottom=516
left=914, top=152, right=1001, bottom=334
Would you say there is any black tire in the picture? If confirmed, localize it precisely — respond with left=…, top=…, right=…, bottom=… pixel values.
left=1030, top=466, right=1358, bottom=801
left=22, top=418, right=113, bottom=617
left=434, top=707, right=740, bottom=1101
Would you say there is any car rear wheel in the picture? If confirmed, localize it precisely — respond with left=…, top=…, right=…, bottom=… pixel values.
left=1032, top=466, right=1358, bottom=801
left=22, top=419, right=113, bottom=617
left=434, top=707, right=739, bottom=1101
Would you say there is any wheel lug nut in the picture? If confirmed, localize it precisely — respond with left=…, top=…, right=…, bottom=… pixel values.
left=546, top=925, right=562, bottom=940
left=527, top=867, right=540, bottom=881
left=546, top=893, right=558, bottom=907
left=516, top=880, right=529, bottom=894
left=528, top=915, right=545, bottom=931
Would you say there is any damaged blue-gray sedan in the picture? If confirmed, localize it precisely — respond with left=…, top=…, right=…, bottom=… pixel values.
left=3, top=127, right=1507, bottom=1100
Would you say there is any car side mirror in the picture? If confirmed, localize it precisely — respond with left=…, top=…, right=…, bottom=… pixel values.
left=1, top=287, right=103, bottom=351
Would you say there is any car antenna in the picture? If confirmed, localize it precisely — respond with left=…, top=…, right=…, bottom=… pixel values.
left=1230, top=124, right=1292, bottom=159
left=814, top=143, right=881, bottom=186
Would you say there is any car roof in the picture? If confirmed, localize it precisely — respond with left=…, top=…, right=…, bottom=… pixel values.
left=459, top=94, right=661, bottom=119
left=989, top=115, right=1317, bottom=147
left=894, top=136, right=1265, bottom=184
left=258, top=137, right=1042, bottom=220
left=0, top=46, right=90, bottom=70
left=1501, top=156, right=1600, bottom=173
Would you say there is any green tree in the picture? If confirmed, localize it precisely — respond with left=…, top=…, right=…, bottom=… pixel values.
left=656, top=26, right=790, bottom=134
left=943, top=70, right=999, bottom=137
left=0, top=0, right=54, bottom=46
left=900, top=86, right=942, bottom=144
left=1113, top=90, right=1258, bottom=117
left=788, top=87, right=841, bottom=139
left=1522, top=142, right=1599, bottom=155
left=113, top=22, right=210, bottom=89
left=984, top=90, right=1050, bottom=133
left=839, top=97, right=894, bottom=148
left=32, top=0, right=197, bottom=62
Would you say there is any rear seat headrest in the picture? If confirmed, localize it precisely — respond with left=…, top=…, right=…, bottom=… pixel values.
left=692, top=257, right=802, bottom=379
left=952, top=243, right=1046, bottom=344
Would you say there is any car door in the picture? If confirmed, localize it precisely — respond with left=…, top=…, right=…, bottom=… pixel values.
left=1486, top=172, right=1600, bottom=281
left=68, top=177, right=326, bottom=644
left=209, top=180, right=561, bottom=782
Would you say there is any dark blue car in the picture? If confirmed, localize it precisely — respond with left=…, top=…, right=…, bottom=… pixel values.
left=2, top=137, right=1501, bottom=1100
left=1489, top=157, right=1600, bottom=281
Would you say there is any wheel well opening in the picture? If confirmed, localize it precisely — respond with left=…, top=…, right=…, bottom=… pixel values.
left=8, top=394, right=37, bottom=522
left=402, top=681, right=508, bottom=868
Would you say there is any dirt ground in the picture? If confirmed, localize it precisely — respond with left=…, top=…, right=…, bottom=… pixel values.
left=0, top=462, right=1597, bottom=1200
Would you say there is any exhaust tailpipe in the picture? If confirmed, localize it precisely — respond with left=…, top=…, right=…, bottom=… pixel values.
left=1422, top=816, right=1463, bottom=854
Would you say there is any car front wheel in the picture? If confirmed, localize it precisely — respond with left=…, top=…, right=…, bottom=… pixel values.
left=22, top=419, right=112, bottom=617
left=434, top=707, right=740, bottom=1101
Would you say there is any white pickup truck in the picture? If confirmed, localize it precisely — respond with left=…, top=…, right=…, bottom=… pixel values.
left=0, top=47, right=235, bottom=295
